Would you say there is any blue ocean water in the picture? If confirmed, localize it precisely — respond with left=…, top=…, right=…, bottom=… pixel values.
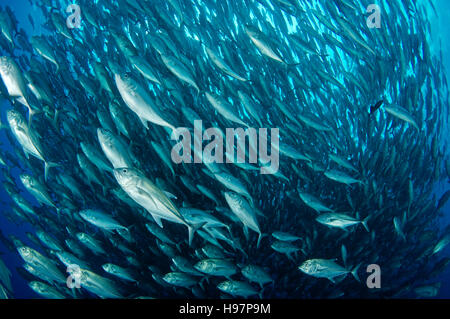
left=0, top=0, right=448, bottom=299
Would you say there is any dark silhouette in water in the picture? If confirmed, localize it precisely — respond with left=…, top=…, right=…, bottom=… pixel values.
left=370, top=99, right=384, bottom=115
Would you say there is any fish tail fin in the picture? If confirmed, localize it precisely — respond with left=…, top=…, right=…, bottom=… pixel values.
left=198, top=279, right=205, bottom=291
left=56, top=208, right=62, bottom=222
left=44, top=161, right=59, bottom=182
left=124, top=224, right=136, bottom=233
left=101, top=185, right=108, bottom=197
left=52, top=108, right=60, bottom=129
left=258, top=287, right=265, bottom=299
left=288, top=62, right=302, bottom=67
left=362, top=216, right=370, bottom=232
left=243, top=226, right=249, bottom=241
left=27, top=107, right=42, bottom=127
left=187, top=222, right=207, bottom=246
left=351, top=263, right=362, bottom=283
left=194, top=87, right=203, bottom=100
left=198, top=274, right=210, bottom=287
left=256, top=233, right=267, bottom=249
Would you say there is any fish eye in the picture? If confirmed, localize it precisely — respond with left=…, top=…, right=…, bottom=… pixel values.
left=122, top=168, right=128, bottom=173
left=124, top=72, right=130, bottom=79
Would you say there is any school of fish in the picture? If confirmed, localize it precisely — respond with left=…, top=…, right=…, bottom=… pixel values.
left=0, top=0, right=449, bottom=299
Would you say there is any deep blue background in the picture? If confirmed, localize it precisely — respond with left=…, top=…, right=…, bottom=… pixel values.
left=0, top=0, right=449, bottom=298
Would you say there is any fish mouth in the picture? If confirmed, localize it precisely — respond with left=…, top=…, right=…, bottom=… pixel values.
left=115, top=73, right=134, bottom=90
left=113, top=167, right=131, bottom=181
left=97, top=128, right=112, bottom=141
